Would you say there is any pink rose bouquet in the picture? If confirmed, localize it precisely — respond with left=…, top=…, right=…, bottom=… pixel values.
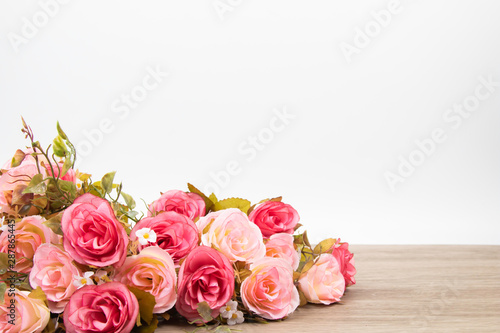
left=0, top=120, right=356, bottom=332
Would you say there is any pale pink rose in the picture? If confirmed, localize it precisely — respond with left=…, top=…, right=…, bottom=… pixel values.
left=130, top=211, right=199, bottom=266
left=248, top=201, right=299, bottom=237
left=64, top=282, right=138, bottom=333
left=298, top=253, right=345, bottom=305
left=198, top=208, right=265, bottom=263
left=114, top=246, right=177, bottom=313
left=241, top=257, right=299, bottom=320
left=0, top=215, right=60, bottom=274
left=29, top=244, right=81, bottom=313
left=265, top=233, right=300, bottom=271
left=148, top=190, right=205, bottom=220
left=0, top=289, right=50, bottom=333
left=176, top=246, right=235, bottom=323
left=61, top=193, right=128, bottom=267
left=331, top=239, right=356, bottom=287
left=0, top=149, right=48, bottom=216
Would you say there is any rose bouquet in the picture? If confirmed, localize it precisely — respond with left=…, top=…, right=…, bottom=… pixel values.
left=0, top=120, right=356, bottom=333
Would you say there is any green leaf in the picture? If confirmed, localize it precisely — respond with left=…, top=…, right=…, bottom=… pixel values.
left=187, top=183, right=214, bottom=212
left=29, top=287, right=48, bottom=306
left=0, top=283, right=6, bottom=303
left=23, top=174, right=46, bottom=195
left=60, top=157, right=72, bottom=178
left=101, top=171, right=116, bottom=194
left=313, top=238, right=336, bottom=255
left=214, top=326, right=233, bottom=333
left=128, top=287, right=156, bottom=325
left=0, top=253, right=9, bottom=275
left=213, top=198, right=251, bottom=214
left=58, top=180, right=77, bottom=197
left=196, top=301, right=213, bottom=322
left=121, top=192, right=136, bottom=209
left=209, top=193, right=218, bottom=204
left=56, top=121, right=68, bottom=140
left=43, top=214, right=63, bottom=236
left=133, top=315, right=158, bottom=333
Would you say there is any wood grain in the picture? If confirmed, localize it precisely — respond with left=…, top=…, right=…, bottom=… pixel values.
left=155, top=245, right=500, bottom=332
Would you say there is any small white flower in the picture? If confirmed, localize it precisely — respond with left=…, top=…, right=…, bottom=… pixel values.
left=73, top=271, right=95, bottom=289
left=220, top=300, right=238, bottom=319
left=135, top=228, right=157, bottom=245
left=227, top=310, right=244, bottom=326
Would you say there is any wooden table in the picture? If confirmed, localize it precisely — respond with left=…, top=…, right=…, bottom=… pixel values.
left=156, top=245, right=500, bottom=332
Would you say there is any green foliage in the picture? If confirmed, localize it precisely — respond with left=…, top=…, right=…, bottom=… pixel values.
left=101, top=171, right=116, bottom=194
left=128, top=287, right=156, bottom=326
left=196, top=301, right=213, bottom=322
left=213, top=198, right=251, bottom=214
left=187, top=183, right=214, bottom=212
left=22, top=174, right=46, bottom=195
left=0, top=283, right=6, bottom=303
left=121, top=192, right=136, bottom=210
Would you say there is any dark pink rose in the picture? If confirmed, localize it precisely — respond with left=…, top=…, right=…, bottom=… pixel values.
left=249, top=201, right=300, bottom=237
left=176, top=246, right=235, bottom=322
left=148, top=190, right=205, bottom=220
left=63, top=282, right=138, bottom=333
left=61, top=193, right=128, bottom=267
left=331, top=239, right=356, bottom=287
left=130, top=211, right=199, bottom=266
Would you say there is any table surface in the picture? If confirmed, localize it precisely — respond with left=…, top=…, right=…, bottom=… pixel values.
left=156, top=245, right=500, bottom=333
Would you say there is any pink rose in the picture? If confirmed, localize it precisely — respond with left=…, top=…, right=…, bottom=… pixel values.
left=0, top=149, right=48, bottom=216
left=241, top=257, right=299, bottom=320
left=61, top=193, right=128, bottom=267
left=248, top=201, right=299, bottom=237
left=197, top=208, right=265, bottom=263
left=0, top=215, right=60, bottom=274
left=29, top=244, right=81, bottom=313
left=331, top=239, right=356, bottom=287
left=64, top=282, right=138, bottom=333
left=0, top=289, right=50, bottom=333
left=148, top=190, right=205, bottom=220
left=114, top=246, right=177, bottom=313
left=130, top=211, right=199, bottom=266
left=176, top=246, right=235, bottom=323
left=298, top=253, right=345, bottom=305
left=46, top=161, right=77, bottom=184
left=265, top=233, right=300, bottom=271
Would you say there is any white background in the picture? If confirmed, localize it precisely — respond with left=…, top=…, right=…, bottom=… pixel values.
left=1, top=0, right=499, bottom=244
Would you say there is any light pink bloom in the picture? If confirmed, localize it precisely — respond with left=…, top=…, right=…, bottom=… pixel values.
left=29, top=244, right=82, bottom=313
left=114, top=246, right=177, bottom=313
left=0, top=215, right=60, bottom=274
left=265, top=233, right=300, bottom=271
left=298, top=253, right=346, bottom=305
left=0, top=289, right=50, bottom=333
left=241, top=257, right=299, bottom=320
left=198, top=208, right=265, bottom=263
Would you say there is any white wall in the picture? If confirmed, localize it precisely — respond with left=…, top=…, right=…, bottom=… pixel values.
left=1, top=0, right=499, bottom=244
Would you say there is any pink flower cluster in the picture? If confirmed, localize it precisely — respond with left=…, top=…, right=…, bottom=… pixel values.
left=1, top=173, right=356, bottom=332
